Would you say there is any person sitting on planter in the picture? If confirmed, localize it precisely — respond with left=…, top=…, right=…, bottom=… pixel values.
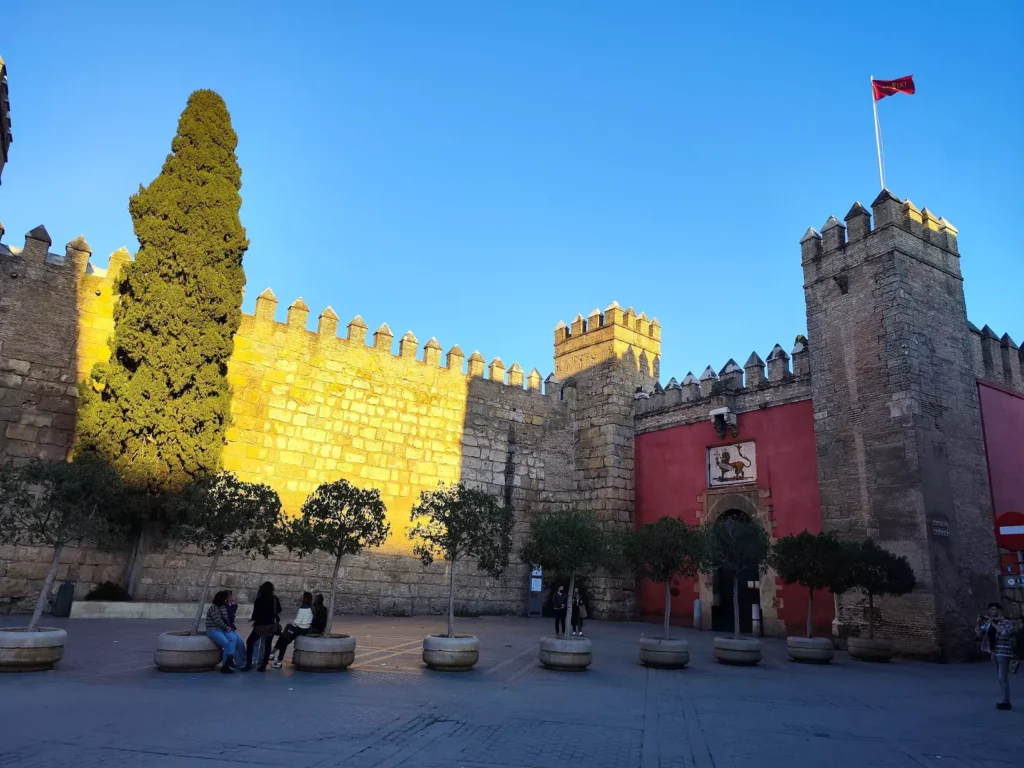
left=226, top=592, right=240, bottom=632
left=271, top=591, right=314, bottom=668
left=205, top=590, right=247, bottom=674
left=309, top=594, right=328, bottom=636
left=246, top=581, right=281, bottom=672
left=571, top=588, right=586, bottom=637
left=977, top=602, right=1017, bottom=711
left=552, top=585, right=567, bottom=637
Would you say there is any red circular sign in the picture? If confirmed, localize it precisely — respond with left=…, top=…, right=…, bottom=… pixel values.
left=995, top=512, right=1024, bottom=551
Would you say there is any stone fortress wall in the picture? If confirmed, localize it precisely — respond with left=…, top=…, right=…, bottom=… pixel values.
left=0, top=219, right=656, bottom=618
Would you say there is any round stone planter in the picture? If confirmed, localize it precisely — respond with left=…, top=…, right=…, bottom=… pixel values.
left=292, top=634, right=356, bottom=671
left=422, top=634, right=479, bottom=671
left=0, top=627, right=67, bottom=672
left=787, top=636, right=834, bottom=664
left=539, top=636, right=592, bottom=672
left=153, top=631, right=221, bottom=672
left=713, top=636, right=762, bottom=666
left=847, top=637, right=893, bottom=662
left=639, top=637, right=690, bottom=669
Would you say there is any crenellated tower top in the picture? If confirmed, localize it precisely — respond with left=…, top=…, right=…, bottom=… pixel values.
left=552, top=300, right=661, bottom=379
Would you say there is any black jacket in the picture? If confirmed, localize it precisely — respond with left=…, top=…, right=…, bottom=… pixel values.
left=310, top=605, right=328, bottom=635
left=552, top=591, right=567, bottom=611
left=251, top=594, right=281, bottom=625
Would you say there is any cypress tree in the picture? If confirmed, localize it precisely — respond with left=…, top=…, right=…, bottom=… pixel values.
left=78, top=90, right=247, bottom=501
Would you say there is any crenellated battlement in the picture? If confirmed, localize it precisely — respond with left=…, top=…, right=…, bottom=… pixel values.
left=634, top=337, right=811, bottom=431
left=967, top=322, right=1024, bottom=393
left=552, top=301, right=661, bottom=379
left=244, top=288, right=556, bottom=396
left=801, top=190, right=959, bottom=264
left=0, top=223, right=131, bottom=283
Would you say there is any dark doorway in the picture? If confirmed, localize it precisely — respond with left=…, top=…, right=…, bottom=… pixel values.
left=709, top=510, right=761, bottom=634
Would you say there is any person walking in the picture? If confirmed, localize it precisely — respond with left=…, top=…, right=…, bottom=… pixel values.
left=205, top=590, right=246, bottom=674
left=272, top=592, right=314, bottom=668
left=552, top=585, right=567, bottom=638
left=246, top=581, right=281, bottom=672
left=571, top=588, right=586, bottom=637
left=977, top=601, right=1016, bottom=710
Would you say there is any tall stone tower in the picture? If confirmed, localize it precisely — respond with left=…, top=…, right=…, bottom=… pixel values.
left=552, top=303, right=660, bottom=618
left=802, top=190, right=999, bottom=659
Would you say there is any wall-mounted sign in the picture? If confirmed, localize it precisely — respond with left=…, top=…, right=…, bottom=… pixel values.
left=995, top=512, right=1024, bottom=551
left=1001, top=573, right=1024, bottom=589
left=707, top=442, right=757, bottom=487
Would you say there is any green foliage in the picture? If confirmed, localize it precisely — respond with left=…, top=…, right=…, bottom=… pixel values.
left=623, top=516, right=701, bottom=584
left=851, top=539, right=917, bottom=598
left=76, top=89, right=248, bottom=497
left=771, top=530, right=849, bottom=593
left=286, top=479, right=390, bottom=560
left=408, top=483, right=513, bottom=578
left=699, top=516, right=771, bottom=578
left=0, top=456, right=129, bottom=550
left=170, top=472, right=284, bottom=559
left=520, top=508, right=611, bottom=579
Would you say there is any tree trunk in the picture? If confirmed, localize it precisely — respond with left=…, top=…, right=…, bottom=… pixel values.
left=28, top=543, right=64, bottom=631
left=446, top=557, right=457, bottom=638
left=732, top=573, right=740, bottom=639
left=867, top=592, right=874, bottom=640
left=806, top=588, right=814, bottom=639
left=663, top=579, right=672, bottom=640
left=122, top=524, right=151, bottom=598
left=191, top=544, right=222, bottom=635
left=565, top=571, right=576, bottom=639
left=327, top=551, right=343, bottom=637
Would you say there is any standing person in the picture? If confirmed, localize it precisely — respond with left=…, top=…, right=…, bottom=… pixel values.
left=571, top=588, right=586, bottom=637
left=977, top=602, right=1016, bottom=710
left=246, top=581, right=281, bottom=672
left=552, top=585, right=567, bottom=638
left=205, top=590, right=246, bottom=674
left=310, top=594, right=328, bottom=636
left=272, top=592, right=314, bottom=668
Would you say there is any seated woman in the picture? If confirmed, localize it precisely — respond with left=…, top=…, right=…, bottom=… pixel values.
left=271, top=591, right=314, bottom=668
left=309, top=594, right=328, bottom=636
left=205, top=590, right=247, bottom=674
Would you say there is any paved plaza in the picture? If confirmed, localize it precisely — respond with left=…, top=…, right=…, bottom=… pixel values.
left=0, top=615, right=1018, bottom=767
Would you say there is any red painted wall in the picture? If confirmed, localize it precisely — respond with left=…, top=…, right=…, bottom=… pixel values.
left=979, top=382, right=1024, bottom=561
left=635, top=400, right=831, bottom=636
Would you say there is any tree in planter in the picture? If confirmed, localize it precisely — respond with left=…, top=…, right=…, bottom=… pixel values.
left=623, top=516, right=701, bottom=640
left=699, top=516, right=771, bottom=639
left=76, top=89, right=249, bottom=595
left=285, top=479, right=390, bottom=635
left=408, top=483, right=513, bottom=638
left=771, top=530, right=850, bottom=638
left=851, top=539, right=917, bottom=640
left=0, top=457, right=128, bottom=630
left=170, top=472, right=284, bottom=634
left=521, top=508, right=611, bottom=638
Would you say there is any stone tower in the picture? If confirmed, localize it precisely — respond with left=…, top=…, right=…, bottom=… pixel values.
left=552, top=303, right=661, bottom=618
left=802, top=190, right=999, bottom=659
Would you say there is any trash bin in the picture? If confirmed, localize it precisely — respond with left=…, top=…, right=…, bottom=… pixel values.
left=52, top=580, right=75, bottom=618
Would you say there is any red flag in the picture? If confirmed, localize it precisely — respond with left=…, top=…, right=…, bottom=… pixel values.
left=872, top=75, right=915, bottom=101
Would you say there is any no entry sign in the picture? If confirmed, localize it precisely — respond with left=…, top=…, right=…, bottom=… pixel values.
left=995, top=512, right=1024, bottom=551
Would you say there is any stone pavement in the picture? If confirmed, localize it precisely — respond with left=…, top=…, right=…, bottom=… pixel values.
left=0, top=615, right=1019, bottom=767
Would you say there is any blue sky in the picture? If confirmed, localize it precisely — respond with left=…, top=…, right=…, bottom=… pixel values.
left=2, top=1, right=1020, bottom=380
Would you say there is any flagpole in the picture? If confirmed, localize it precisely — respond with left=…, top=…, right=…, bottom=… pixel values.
left=870, top=75, right=885, bottom=190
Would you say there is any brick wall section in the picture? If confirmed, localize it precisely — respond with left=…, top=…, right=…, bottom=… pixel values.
left=802, top=192, right=999, bottom=659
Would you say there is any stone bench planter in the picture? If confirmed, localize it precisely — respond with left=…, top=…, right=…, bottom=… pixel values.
left=847, top=637, right=893, bottom=662
left=153, top=631, right=221, bottom=672
left=422, top=634, right=479, bottom=671
left=713, top=636, right=762, bottom=666
left=639, top=637, right=689, bottom=668
left=787, top=636, right=834, bottom=664
left=292, top=634, right=356, bottom=671
left=539, top=636, right=592, bottom=671
left=0, top=628, right=67, bottom=672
